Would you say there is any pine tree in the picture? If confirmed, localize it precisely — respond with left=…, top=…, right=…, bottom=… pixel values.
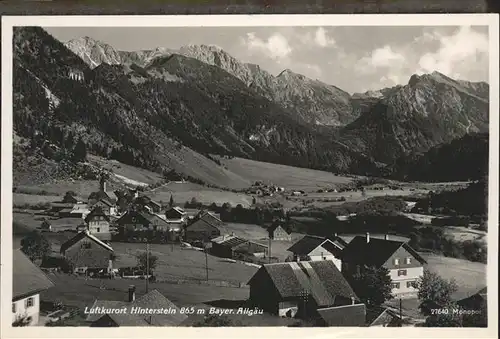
left=169, top=194, right=174, bottom=207
left=73, top=138, right=87, bottom=162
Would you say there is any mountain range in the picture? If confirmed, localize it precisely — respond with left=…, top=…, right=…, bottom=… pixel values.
left=12, top=27, right=489, bottom=187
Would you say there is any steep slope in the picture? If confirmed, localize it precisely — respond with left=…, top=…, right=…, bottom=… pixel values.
left=14, top=27, right=380, bottom=189
left=341, top=72, right=489, bottom=164
left=392, top=132, right=489, bottom=182
left=65, top=40, right=358, bottom=126
left=65, top=36, right=122, bottom=68
left=13, top=27, right=250, bottom=189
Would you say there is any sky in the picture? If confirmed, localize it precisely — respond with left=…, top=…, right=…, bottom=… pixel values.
left=44, top=25, right=489, bottom=94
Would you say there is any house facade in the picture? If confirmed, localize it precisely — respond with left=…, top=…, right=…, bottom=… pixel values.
left=268, top=223, right=292, bottom=241
left=85, top=206, right=111, bottom=241
left=12, top=250, right=55, bottom=326
left=340, top=234, right=427, bottom=298
left=115, top=210, right=152, bottom=234
left=247, top=261, right=361, bottom=323
left=184, top=219, right=221, bottom=243
left=287, top=235, right=347, bottom=272
left=60, top=231, right=115, bottom=275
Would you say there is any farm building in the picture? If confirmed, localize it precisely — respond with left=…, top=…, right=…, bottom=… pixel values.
left=340, top=233, right=427, bottom=298
left=92, top=198, right=117, bottom=216
left=184, top=218, right=222, bottom=243
left=60, top=230, right=115, bottom=275
left=12, top=250, right=55, bottom=326
left=68, top=203, right=90, bottom=219
left=247, top=261, right=363, bottom=325
left=40, top=217, right=85, bottom=233
left=87, top=287, right=187, bottom=327
left=268, top=221, right=292, bottom=241
left=287, top=235, right=347, bottom=271
left=84, top=206, right=111, bottom=241
left=195, top=210, right=224, bottom=228
left=183, top=208, right=201, bottom=220
left=135, top=195, right=162, bottom=214
left=211, top=235, right=268, bottom=259
left=47, top=202, right=75, bottom=216
left=315, top=304, right=366, bottom=327
left=165, top=206, right=188, bottom=222
left=115, top=210, right=152, bottom=233
left=61, top=193, right=79, bottom=204
left=88, top=176, right=117, bottom=206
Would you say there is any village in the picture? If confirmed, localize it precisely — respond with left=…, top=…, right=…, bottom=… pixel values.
left=12, top=173, right=487, bottom=328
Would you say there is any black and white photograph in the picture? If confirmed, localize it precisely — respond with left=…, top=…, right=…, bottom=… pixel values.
left=1, top=14, right=498, bottom=337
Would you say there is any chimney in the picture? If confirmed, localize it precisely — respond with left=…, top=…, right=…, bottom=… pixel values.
left=366, top=232, right=370, bottom=243
left=128, top=285, right=136, bottom=302
left=385, top=234, right=389, bottom=241
left=351, top=296, right=356, bottom=305
left=334, top=233, right=338, bottom=238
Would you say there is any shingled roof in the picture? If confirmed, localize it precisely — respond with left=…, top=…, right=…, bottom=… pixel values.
left=317, top=303, right=366, bottom=326
left=340, top=236, right=427, bottom=267
left=87, top=290, right=187, bottom=326
left=85, top=206, right=110, bottom=223
left=13, top=249, right=55, bottom=301
left=60, top=230, right=114, bottom=254
left=287, top=235, right=344, bottom=256
left=248, top=260, right=358, bottom=307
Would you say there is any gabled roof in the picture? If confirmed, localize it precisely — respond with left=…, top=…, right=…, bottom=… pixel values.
left=115, top=210, right=152, bottom=226
left=87, top=290, right=187, bottom=326
left=85, top=206, right=110, bottom=223
left=198, top=210, right=224, bottom=228
left=366, top=306, right=399, bottom=326
left=96, top=198, right=114, bottom=207
left=287, top=235, right=343, bottom=256
left=13, top=249, right=55, bottom=300
left=248, top=260, right=358, bottom=307
left=60, top=230, right=114, bottom=254
left=457, top=287, right=487, bottom=309
left=268, top=223, right=292, bottom=235
left=340, top=236, right=427, bottom=266
left=88, top=190, right=114, bottom=202
left=186, top=218, right=221, bottom=232
left=317, top=303, right=366, bottom=327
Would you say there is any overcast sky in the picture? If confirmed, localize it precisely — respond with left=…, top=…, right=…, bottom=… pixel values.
left=44, top=26, right=489, bottom=93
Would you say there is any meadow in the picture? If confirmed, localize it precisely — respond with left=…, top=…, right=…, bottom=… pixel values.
left=218, top=156, right=356, bottom=191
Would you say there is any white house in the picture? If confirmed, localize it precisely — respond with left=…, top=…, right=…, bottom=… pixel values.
left=12, top=250, right=55, bottom=326
left=286, top=235, right=348, bottom=272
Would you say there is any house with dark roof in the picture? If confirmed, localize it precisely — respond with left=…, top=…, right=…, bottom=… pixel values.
left=87, top=286, right=188, bottom=327
left=340, top=233, right=427, bottom=298
left=316, top=303, right=367, bottom=327
left=85, top=206, right=111, bottom=241
left=92, top=198, right=117, bottom=216
left=366, top=306, right=401, bottom=327
left=60, top=231, right=115, bottom=275
left=287, top=235, right=347, bottom=272
left=165, top=206, right=188, bottom=222
left=184, top=218, right=222, bottom=243
left=12, top=250, right=55, bottom=326
left=247, top=260, right=363, bottom=325
left=211, top=235, right=268, bottom=259
left=135, top=195, right=162, bottom=214
left=196, top=210, right=224, bottom=228
left=88, top=176, right=117, bottom=207
left=457, top=287, right=487, bottom=327
left=268, top=221, right=292, bottom=241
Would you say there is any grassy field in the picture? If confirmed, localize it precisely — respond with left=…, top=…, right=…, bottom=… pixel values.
left=218, top=156, right=356, bottom=192
left=111, top=242, right=258, bottom=284
left=40, top=272, right=250, bottom=309
left=421, top=253, right=487, bottom=300
left=444, top=227, right=487, bottom=243
left=148, top=183, right=254, bottom=208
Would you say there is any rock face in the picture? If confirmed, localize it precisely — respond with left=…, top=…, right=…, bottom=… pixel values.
left=15, top=27, right=489, bottom=183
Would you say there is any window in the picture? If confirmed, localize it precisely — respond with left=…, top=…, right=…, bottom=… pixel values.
left=397, top=269, right=407, bottom=276
left=405, top=257, right=412, bottom=264
left=391, top=282, right=400, bottom=289
left=407, top=281, right=417, bottom=288
left=394, top=258, right=400, bottom=265
left=96, top=228, right=100, bottom=233
left=25, top=297, right=34, bottom=308
left=12, top=303, right=16, bottom=313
